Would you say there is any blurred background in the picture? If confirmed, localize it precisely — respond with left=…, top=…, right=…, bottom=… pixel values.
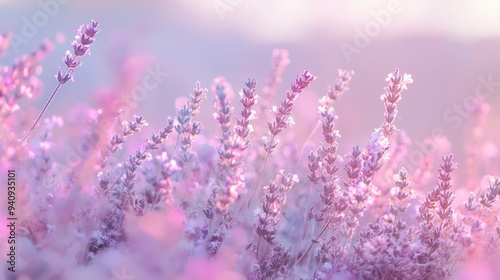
left=1, top=0, right=499, bottom=181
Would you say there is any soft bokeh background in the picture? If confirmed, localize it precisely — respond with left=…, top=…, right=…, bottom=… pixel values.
left=1, top=0, right=499, bottom=176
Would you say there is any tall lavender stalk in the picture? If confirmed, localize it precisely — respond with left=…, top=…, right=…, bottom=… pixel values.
left=20, top=20, right=100, bottom=143
left=295, top=69, right=353, bottom=171
left=380, top=68, right=413, bottom=137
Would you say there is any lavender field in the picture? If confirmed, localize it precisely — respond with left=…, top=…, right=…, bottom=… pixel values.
left=1, top=1, right=500, bottom=279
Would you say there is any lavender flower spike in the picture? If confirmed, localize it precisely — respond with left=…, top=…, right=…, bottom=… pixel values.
left=20, top=20, right=100, bottom=143
left=267, top=70, right=316, bottom=138
left=380, top=68, right=413, bottom=136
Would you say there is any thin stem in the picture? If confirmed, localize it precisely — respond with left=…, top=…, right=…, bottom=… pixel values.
left=20, top=67, right=69, bottom=143
left=294, top=122, right=320, bottom=172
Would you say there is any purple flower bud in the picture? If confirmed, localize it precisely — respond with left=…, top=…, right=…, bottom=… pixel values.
left=80, top=33, right=95, bottom=45
left=55, top=68, right=74, bottom=84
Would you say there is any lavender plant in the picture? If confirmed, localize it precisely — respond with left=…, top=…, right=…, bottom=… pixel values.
left=1, top=21, right=500, bottom=280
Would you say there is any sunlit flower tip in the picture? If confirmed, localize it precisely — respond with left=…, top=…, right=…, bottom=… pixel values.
left=338, top=69, right=354, bottom=79
left=409, top=189, right=417, bottom=198
left=84, top=21, right=100, bottom=37
left=248, top=110, right=256, bottom=120
left=401, top=74, right=413, bottom=90
left=56, top=68, right=74, bottom=84
left=286, top=116, right=295, bottom=127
